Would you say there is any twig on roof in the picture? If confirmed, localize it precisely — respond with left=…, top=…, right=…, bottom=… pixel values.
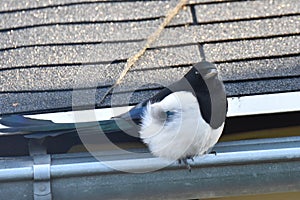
left=99, top=0, right=189, bottom=104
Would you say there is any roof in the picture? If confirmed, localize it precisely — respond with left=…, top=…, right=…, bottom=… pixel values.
left=1, top=0, right=299, bottom=115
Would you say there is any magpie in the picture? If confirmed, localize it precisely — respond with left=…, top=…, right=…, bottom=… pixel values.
left=0, top=61, right=227, bottom=168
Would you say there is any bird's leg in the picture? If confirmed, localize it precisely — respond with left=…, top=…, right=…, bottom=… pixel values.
left=178, top=156, right=194, bottom=172
left=182, top=158, right=191, bottom=172
left=186, top=156, right=194, bottom=162
left=205, top=147, right=217, bottom=156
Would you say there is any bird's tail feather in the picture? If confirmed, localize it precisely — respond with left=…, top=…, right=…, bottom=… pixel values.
left=0, top=115, right=135, bottom=138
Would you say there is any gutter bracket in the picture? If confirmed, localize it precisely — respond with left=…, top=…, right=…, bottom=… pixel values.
left=29, top=139, right=52, bottom=200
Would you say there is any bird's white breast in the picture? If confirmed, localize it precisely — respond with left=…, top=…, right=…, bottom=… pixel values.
left=139, top=91, right=224, bottom=160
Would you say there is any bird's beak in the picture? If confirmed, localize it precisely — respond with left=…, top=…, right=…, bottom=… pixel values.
left=204, top=69, right=218, bottom=80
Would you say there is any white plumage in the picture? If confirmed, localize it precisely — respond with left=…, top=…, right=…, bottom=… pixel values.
left=139, top=91, right=224, bottom=160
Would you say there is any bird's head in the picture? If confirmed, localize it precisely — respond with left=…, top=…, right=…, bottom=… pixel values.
left=186, top=61, right=219, bottom=84
left=182, top=61, right=227, bottom=129
left=194, top=61, right=219, bottom=80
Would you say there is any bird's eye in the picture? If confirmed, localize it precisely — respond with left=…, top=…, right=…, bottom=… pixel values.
left=204, top=69, right=218, bottom=79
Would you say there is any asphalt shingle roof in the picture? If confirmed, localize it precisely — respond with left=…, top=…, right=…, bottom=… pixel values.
left=1, top=0, right=300, bottom=115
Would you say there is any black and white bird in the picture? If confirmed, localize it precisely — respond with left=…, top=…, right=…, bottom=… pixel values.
left=0, top=61, right=227, bottom=167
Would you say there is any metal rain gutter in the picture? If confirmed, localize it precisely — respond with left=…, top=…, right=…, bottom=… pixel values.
left=1, top=136, right=300, bottom=200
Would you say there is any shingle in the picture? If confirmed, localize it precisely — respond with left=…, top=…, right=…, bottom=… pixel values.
left=102, top=77, right=300, bottom=106
left=0, top=0, right=193, bottom=14
left=216, top=56, right=300, bottom=81
left=154, top=16, right=300, bottom=46
left=0, top=20, right=161, bottom=50
left=0, top=42, right=144, bottom=68
left=195, top=0, right=300, bottom=22
left=101, top=56, right=300, bottom=93
left=225, top=77, right=300, bottom=96
left=114, top=66, right=192, bottom=92
left=133, top=45, right=201, bottom=70
left=101, top=89, right=162, bottom=108
left=168, top=6, right=193, bottom=25
left=204, top=36, right=300, bottom=62
left=188, top=0, right=235, bottom=3
left=2, top=76, right=299, bottom=115
left=2, top=15, right=298, bottom=53
left=3, top=55, right=299, bottom=110
left=0, top=1, right=180, bottom=30
left=0, top=43, right=201, bottom=92
left=0, top=63, right=125, bottom=91
left=0, top=8, right=192, bottom=50
left=0, top=0, right=107, bottom=12
left=0, top=88, right=109, bottom=115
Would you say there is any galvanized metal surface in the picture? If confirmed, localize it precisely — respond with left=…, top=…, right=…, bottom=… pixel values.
left=0, top=136, right=300, bottom=199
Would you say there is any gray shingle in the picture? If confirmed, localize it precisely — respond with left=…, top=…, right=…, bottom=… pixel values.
left=0, top=44, right=200, bottom=92
left=0, top=42, right=144, bottom=68
left=195, top=0, right=300, bottom=22
left=204, top=36, right=300, bottom=62
left=115, top=66, right=192, bottom=92
left=154, top=16, right=300, bottom=46
left=0, top=20, right=161, bottom=50
left=2, top=75, right=299, bottom=115
left=133, top=45, right=201, bottom=70
left=102, top=89, right=162, bottom=108
left=0, top=0, right=111, bottom=12
left=0, top=88, right=108, bottom=115
left=103, top=77, right=300, bottom=107
left=169, top=6, right=193, bottom=25
left=0, top=8, right=192, bottom=50
left=0, top=63, right=125, bottom=91
left=188, top=0, right=237, bottom=3
left=225, top=77, right=300, bottom=96
left=217, top=57, right=300, bottom=81
left=106, top=55, right=300, bottom=93
left=0, top=54, right=300, bottom=95
left=0, top=1, right=180, bottom=30
left=2, top=15, right=299, bottom=56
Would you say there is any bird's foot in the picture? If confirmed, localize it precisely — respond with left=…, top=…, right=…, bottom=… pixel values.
left=204, top=148, right=217, bottom=156
left=178, top=156, right=194, bottom=172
